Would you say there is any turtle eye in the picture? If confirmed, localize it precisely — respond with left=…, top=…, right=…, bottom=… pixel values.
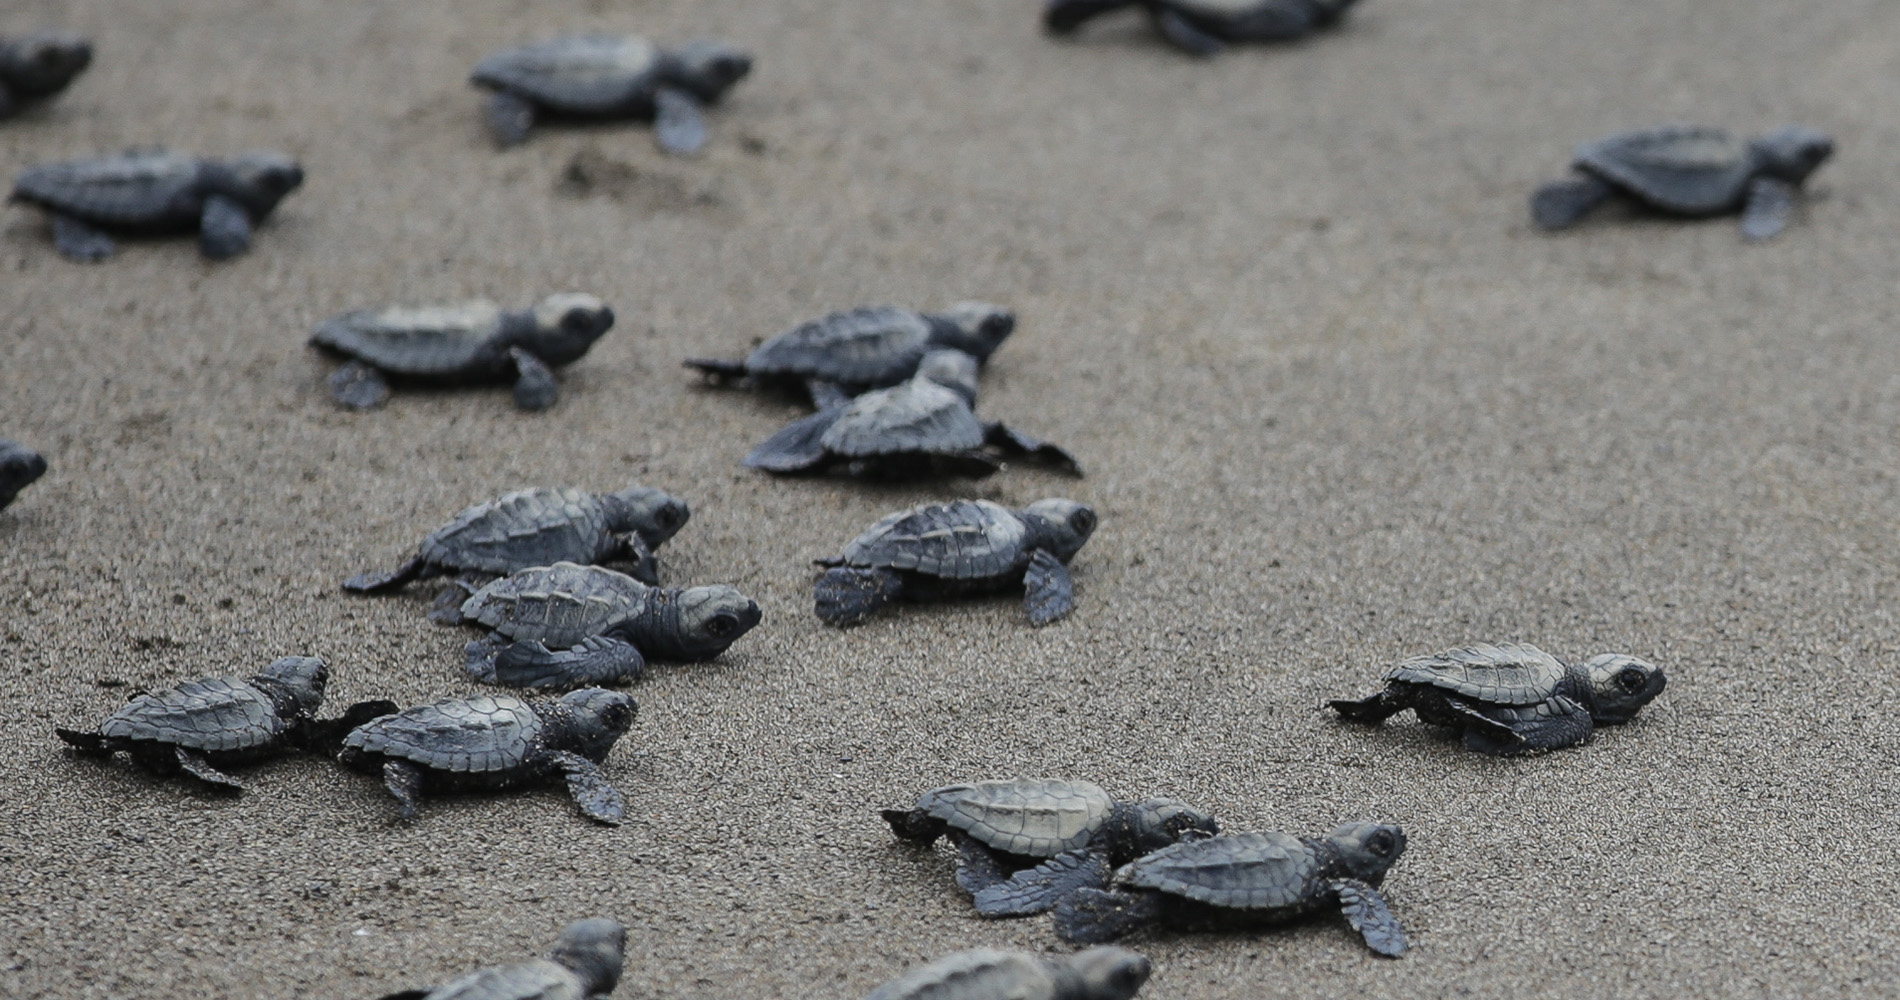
left=1616, top=668, right=1648, bottom=694
left=562, top=309, right=594, bottom=334
left=1367, top=831, right=1395, bottom=856
left=705, top=614, right=737, bottom=638
left=655, top=504, right=683, bottom=530
left=1071, top=509, right=1096, bottom=535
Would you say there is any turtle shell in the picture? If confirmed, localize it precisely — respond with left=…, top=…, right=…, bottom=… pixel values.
left=1114, top=831, right=1317, bottom=911
left=11, top=150, right=205, bottom=228
left=841, top=500, right=1028, bottom=580
left=866, top=949, right=1056, bottom=1000
left=472, top=36, right=661, bottom=114
left=746, top=307, right=936, bottom=386
left=419, top=487, right=620, bottom=576
left=916, top=778, right=1117, bottom=857
left=98, top=677, right=285, bottom=752
left=1574, top=126, right=1754, bottom=214
left=461, top=562, right=649, bottom=646
left=822, top=379, right=986, bottom=458
left=343, top=695, right=541, bottom=773
left=419, top=959, right=588, bottom=1000
left=309, top=301, right=508, bottom=376
left=1386, top=642, right=1567, bottom=707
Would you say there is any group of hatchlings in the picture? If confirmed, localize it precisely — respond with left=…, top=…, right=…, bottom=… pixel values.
left=0, top=0, right=1817, bottom=996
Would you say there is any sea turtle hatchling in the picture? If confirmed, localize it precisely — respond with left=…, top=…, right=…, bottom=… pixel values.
left=310, top=294, right=615, bottom=411
left=1044, top=0, right=1358, bottom=57
left=0, top=31, right=92, bottom=118
left=342, top=485, right=690, bottom=618
left=1328, top=642, right=1666, bottom=753
left=865, top=947, right=1152, bottom=1000
left=882, top=778, right=1219, bottom=918
left=1531, top=125, right=1834, bottom=240
left=472, top=36, right=752, bottom=155
left=339, top=688, right=637, bottom=824
left=685, top=303, right=1016, bottom=408
left=1054, top=823, right=1410, bottom=956
left=373, top=917, right=626, bottom=1000
left=457, top=562, right=762, bottom=690
left=0, top=438, right=47, bottom=512
left=815, top=498, right=1096, bottom=626
left=745, top=349, right=1083, bottom=479
left=9, top=149, right=303, bottom=261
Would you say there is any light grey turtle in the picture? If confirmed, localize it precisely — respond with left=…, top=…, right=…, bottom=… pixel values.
left=0, top=438, right=47, bottom=512
left=457, top=562, right=763, bottom=690
left=54, top=656, right=395, bottom=791
left=815, top=498, right=1096, bottom=626
left=0, top=31, right=91, bottom=118
left=374, top=917, right=626, bottom=1000
left=310, top=294, right=614, bottom=411
left=881, top=777, right=1219, bottom=918
left=1055, top=823, right=1410, bottom=956
left=471, top=35, right=752, bottom=155
left=685, top=302, right=1016, bottom=408
left=745, top=350, right=1083, bottom=480
left=342, top=485, right=689, bottom=618
left=865, top=947, right=1151, bottom=1000
left=1531, top=125, right=1834, bottom=240
left=9, top=149, right=303, bottom=261
left=1044, top=0, right=1357, bottom=57
left=339, top=688, right=636, bottom=824
left=1328, top=642, right=1666, bottom=754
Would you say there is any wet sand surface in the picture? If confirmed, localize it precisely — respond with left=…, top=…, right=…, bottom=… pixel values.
left=5, top=0, right=1900, bottom=997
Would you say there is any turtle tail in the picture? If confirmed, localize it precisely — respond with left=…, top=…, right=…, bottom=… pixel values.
left=54, top=727, right=108, bottom=754
left=342, top=555, right=428, bottom=594
left=1053, top=888, right=1159, bottom=945
left=815, top=567, right=903, bottom=626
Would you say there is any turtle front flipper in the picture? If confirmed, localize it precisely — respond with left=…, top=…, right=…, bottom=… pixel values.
left=547, top=750, right=625, bottom=824
left=508, top=347, right=560, bottom=410
left=328, top=360, right=393, bottom=410
left=1150, top=7, right=1227, bottom=56
left=1044, top=0, right=1139, bottom=33
left=198, top=194, right=255, bottom=260
left=815, top=566, right=905, bottom=626
left=1332, top=878, right=1408, bottom=957
left=173, top=747, right=244, bottom=790
left=1022, top=549, right=1076, bottom=626
left=1053, top=887, right=1161, bottom=944
left=985, top=422, right=1084, bottom=476
left=382, top=759, right=426, bottom=820
left=343, top=555, right=428, bottom=594
left=612, top=534, right=660, bottom=585
left=51, top=214, right=117, bottom=262
left=297, top=699, right=401, bottom=755
left=653, top=87, right=709, bottom=156
left=1530, top=174, right=1614, bottom=231
left=1328, top=686, right=1409, bottom=723
left=682, top=356, right=749, bottom=380
left=973, top=849, right=1110, bottom=918
left=483, top=90, right=538, bottom=147
left=745, top=408, right=844, bottom=474
left=1740, top=176, right=1796, bottom=241
left=951, top=835, right=1010, bottom=895
left=1464, top=695, right=1593, bottom=753
left=467, top=636, right=647, bottom=690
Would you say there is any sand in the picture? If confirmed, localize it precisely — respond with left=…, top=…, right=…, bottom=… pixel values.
left=5, top=0, right=1900, bottom=997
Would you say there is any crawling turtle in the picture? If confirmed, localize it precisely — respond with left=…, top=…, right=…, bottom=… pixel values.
left=10, top=149, right=302, bottom=261
left=815, top=498, right=1096, bottom=626
left=0, top=438, right=47, bottom=512
left=882, top=778, right=1218, bottom=918
left=457, top=562, right=762, bottom=690
left=342, top=485, right=689, bottom=617
left=472, top=36, right=751, bottom=155
left=685, top=303, right=1015, bottom=408
left=54, top=656, right=394, bottom=791
left=1055, top=823, right=1409, bottom=956
left=1044, top=0, right=1358, bottom=57
left=866, top=947, right=1151, bottom=1000
left=311, top=294, right=614, bottom=411
left=340, top=688, right=636, bottom=824
left=374, top=918, right=626, bottom=1000
left=1328, top=642, right=1666, bottom=753
left=0, top=30, right=91, bottom=118
left=745, top=349, right=1082, bottom=479
left=1531, top=125, right=1834, bottom=240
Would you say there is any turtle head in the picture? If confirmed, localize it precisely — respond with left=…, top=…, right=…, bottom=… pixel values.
left=548, top=918, right=627, bottom=995
left=214, top=151, right=303, bottom=221
left=914, top=349, right=981, bottom=403
left=1022, top=498, right=1097, bottom=563
left=932, top=302, right=1015, bottom=362
left=1327, top=822, right=1406, bottom=883
left=1128, top=796, right=1220, bottom=853
left=1066, top=946, right=1152, bottom=1000
left=556, top=688, right=639, bottom=760
left=670, top=40, right=752, bottom=101
left=250, top=655, right=329, bottom=718
left=645, top=585, right=762, bottom=661
left=1582, top=653, right=1666, bottom=723
left=0, top=444, right=47, bottom=491
left=602, top=485, right=691, bottom=548
left=1751, top=126, right=1834, bottom=184
left=525, top=293, right=616, bottom=366
left=3, top=31, right=91, bottom=97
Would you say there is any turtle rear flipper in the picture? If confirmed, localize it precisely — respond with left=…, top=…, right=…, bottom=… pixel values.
left=985, top=422, right=1083, bottom=476
left=973, top=849, right=1110, bottom=918
left=198, top=194, right=254, bottom=260
left=55, top=727, right=109, bottom=755
left=51, top=214, right=116, bottom=261
left=745, top=408, right=843, bottom=474
left=1740, top=176, right=1796, bottom=241
left=173, top=747, right=244, bottom=790
left=549, top=750, right=625, bottom=824
left=508, top=347, right=560, bottom=410
left=815, top=566, right=904, bottom=626
left=1053, top=887, right=1159, bottom=944
left=483, top=90, right=537, bottom=146
left=1150, top=6, right=1226, bottom=55
left=328, top=360, right=392, bottom=410
left=1044, top=0, right=1139, bottom=33
left=1022, top=549, right=1076, bottom=626
left=1333, top=878, right=1408, bottom=957
left=653, top=87, right=708, bottom=156
left=466, top=636, right=647, bottom=690
left=1531, top=175, right=1614, bottom=230
left=343, top=555, right=429, bottom=594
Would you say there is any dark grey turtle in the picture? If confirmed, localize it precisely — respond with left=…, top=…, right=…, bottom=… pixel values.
left=374, top=917, right=626, bottom=1000
left=745, top=350, right=1083, bottom=479
left=342, top=485, right=689, bottom=618
left=311, top=294, right=614, bottom=411
left=1055, top=823, right=1409, bottom=956
left=1044, top=0, right=1357, bottom=57
left=339, top=688, right=636, bottom=824
left=9, top=149, right=302, bottom=262
left=54, top=656, right=395, bottom=791
left=457, top=562, right=763, bottom=691
left=865, top=947, right=1151, bottom=1000
left=815, top=498, right=1096, bottom=626
left=472, top=36, right=751, bottom=155
left=1328, top=642, right=1666, bottom=754
left=882, top=777, right=1219, bottom=918
left=685, top=302, right=1016, bottom=408
left=0, top=438, right=47, bottom=512
left=1531, top=125, right=1834, bottom=240
left=0, top=31, right=91, bottom=118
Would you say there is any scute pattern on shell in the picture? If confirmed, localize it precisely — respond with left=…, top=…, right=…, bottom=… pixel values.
left=1576, top=126, right=1754, bottom=214
left=1387, top=642, right=1567, bottom=705
left=842, top=500, right=1027, bottom=579
left=1117, top=831, right=1317, bottom=910
left=343, top=695, right=541, bottom=772
left=12, top=151, right=202, bottom=225
left=462, top=563, right=648, bottom=645
left=419, top=488, right=614, bottom=576
left=865, top=949, right=1048, bottom=1000
left=418, top=959, right=587, bottom=1000
left=747, top=306, right=935, bottom=384
left=823, top=380, right=987, bottom=457
left=925, top=778, right=1116, bottom=856
left=474, top=36, right=661, bottom=111
left=97, top=677, right=285, bottom=752
left=310, top=302, right=505, bottom=376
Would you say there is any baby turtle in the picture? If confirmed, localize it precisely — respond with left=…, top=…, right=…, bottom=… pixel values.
left=310, top=293, right=614, bottom=411
left=745, top=350, right=1082, bottom=479
left=342, top=485, right=689, bottom=618
left=472, top=36, right=752, bottom=155
left=0, top=30, right=92, bottom=118
left=339, top=688, right=637, bottom=824
left=1044, top=0, right=1358, bottom=57
left=54, top=656, right=394, bottom=791
left=685, top=302, right=1016, bottom=408
left=10, top=149, right=303, bottom=262
left=866, top=947, right=1151, bottom=1000
left=458, top=562, right=762, bottom=690
left=882, top=778, right=1219, bottom=918
left=0, top=438, right=47, bottom=512
left=1055, top=823, right=1409, bottom=956
left=374, top=917, right=626, bottom=1000
left=1531, top=125, right=1834, bottom=240
left=815, top=498, right=1096, bottom=626
left=1328, top=642, right=1666, bottom=753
